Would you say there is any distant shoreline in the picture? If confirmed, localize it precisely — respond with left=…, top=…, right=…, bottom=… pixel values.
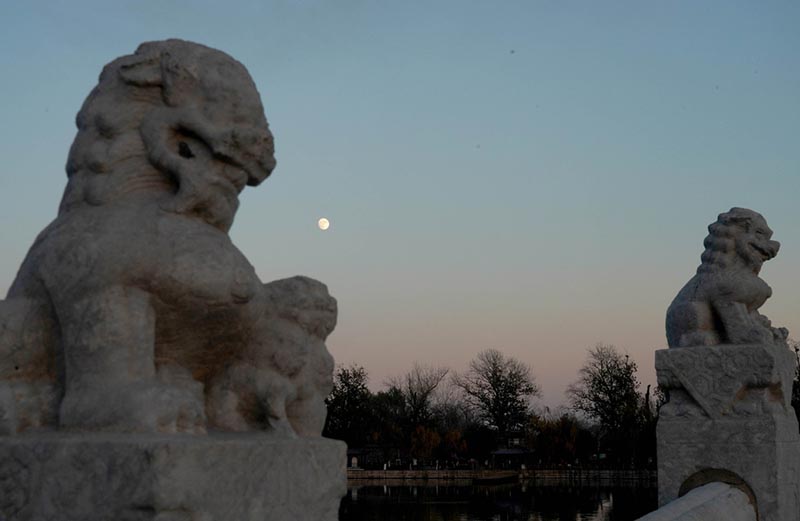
left=348, top=468, right=657, bottom=487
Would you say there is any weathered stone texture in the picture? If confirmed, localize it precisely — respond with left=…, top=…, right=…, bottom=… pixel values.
left=0, top=433, right=346, bottom=521
left=0, top=39, right=335, bottom=437
left=656, top=343, right=800, bottom=521
left=656, top=209, right=799, bottom=521
left=0, top=39, right=345, bottom=521
left=637, top=482, right=756, bottom=521
left=665, top=208, right=787, bottom=348
left=656, top=343, right=795, bottom=419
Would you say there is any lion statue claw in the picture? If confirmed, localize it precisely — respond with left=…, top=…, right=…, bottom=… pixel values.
left=666, top=207, right=787, bottom=348
left=0, top=40, right=336, bottom=437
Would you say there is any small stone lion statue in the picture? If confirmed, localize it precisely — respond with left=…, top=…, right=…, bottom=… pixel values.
left=207, top=276, right=336, bottom=437
left=666, top=207, right=788, bottom=348
left=0, top=40, right=336, bottom=437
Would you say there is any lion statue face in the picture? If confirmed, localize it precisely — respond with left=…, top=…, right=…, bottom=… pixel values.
left=701, top=207, right=780, bottom=275
left=61, top=39, right=276, bottom=231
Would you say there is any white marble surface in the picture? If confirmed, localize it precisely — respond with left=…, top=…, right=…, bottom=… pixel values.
left=0, top=433, right=346, bottom=521
left=666, top=208, right=787, bottom=348
left=0, top=39, right=346, bottom=521
left=656, top=343, right=800, bottom=521
left=637, top=482, right=756, bottom=521
left=0, top=40, right=335, bottom=437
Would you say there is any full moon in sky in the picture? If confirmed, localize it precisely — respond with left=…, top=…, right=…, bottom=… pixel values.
left=318, top=218, right=330, bottom=231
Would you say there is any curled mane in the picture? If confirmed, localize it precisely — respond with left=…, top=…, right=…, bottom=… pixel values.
left=60, top=39, right=275, bottom=217
left=697, top=208, right=763, bottom=273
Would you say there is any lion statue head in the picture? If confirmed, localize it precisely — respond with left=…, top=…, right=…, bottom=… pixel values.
left=666, top=207, right=787, bottom=348
left=698, top=207, right=780, bottom=275
left=61, top=39, right=276, bottom=231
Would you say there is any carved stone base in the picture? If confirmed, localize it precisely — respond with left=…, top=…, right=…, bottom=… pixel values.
left=0, top=433, right=346, bottom=521
left=655, top=344, right=800, bottom=521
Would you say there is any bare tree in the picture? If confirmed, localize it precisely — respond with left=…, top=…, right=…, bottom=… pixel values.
left=567, top=343, right=644, bottom=464
left=452, top=349, right=540, bottom=440
left=567, top=344, right=641, bottom=431
left=389, top=363, right=449, bottom=427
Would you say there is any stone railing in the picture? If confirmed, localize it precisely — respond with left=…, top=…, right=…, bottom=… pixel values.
left=638, top=482, right=756, bottom=521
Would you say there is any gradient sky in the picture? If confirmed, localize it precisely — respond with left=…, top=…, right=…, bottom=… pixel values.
left=1, top=1, right=798, bottom=408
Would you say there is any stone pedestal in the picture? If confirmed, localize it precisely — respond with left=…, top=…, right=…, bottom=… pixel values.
left=656, top=344, right=800, bottom=521
left=0, top=433, right=346, bottom=521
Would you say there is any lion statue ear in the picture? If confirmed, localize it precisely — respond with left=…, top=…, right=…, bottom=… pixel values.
left=118, top=55, right=163, bottom=87
left=158, top=52, right=200, bottom=106
left=118, top=51, right=198, bottom=106
left=719, top=208, right=756, bottom=231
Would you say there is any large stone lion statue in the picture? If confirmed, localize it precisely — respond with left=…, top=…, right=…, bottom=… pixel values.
left=0, top=40, right=335, bottom=436
left=666, top=207, right=788, bottom=348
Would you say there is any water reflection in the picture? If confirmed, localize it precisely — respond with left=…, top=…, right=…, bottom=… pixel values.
left=340, top=482, right=656, bottom=521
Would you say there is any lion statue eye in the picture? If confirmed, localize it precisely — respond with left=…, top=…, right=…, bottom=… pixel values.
left=178, top=141, right=195, bottom=159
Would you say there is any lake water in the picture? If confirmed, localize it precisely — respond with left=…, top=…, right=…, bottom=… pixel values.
left=340, top=482, right=657, bottom=521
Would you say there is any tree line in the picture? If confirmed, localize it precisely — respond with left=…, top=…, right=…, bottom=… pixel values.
left=323, top=344, right=660, bottom=470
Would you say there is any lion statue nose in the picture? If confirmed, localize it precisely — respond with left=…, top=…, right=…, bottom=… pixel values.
left=767, top=239, right=780, bottom=258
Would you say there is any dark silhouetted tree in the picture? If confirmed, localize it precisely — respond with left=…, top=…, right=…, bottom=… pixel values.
left=567, top=343, right=644, bottom=466
left=431, top=392, right=471, bottom=460
left=636, top=383, right=664, bottom=468
left=789, top=339, right=800, bottom=430
left=389, top=364, right=449, bottom=428
left=369, top=386, right=407, bottom=453
left=528, top=411, right=596, bottom=466
left=410, top=425, right=441, bottom=460
left=453, top=349, right=541, bottom=442
left=323, top=364, right=373, bottom=447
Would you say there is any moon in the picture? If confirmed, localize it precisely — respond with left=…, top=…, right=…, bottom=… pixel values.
left=317, top=217, right=330, bottom=231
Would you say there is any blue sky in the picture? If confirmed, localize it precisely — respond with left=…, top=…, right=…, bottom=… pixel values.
left=1, top=1, right=798, bottom=407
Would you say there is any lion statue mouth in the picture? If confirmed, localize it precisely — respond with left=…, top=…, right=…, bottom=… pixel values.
left=750, top=241, right=776, bottom=262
